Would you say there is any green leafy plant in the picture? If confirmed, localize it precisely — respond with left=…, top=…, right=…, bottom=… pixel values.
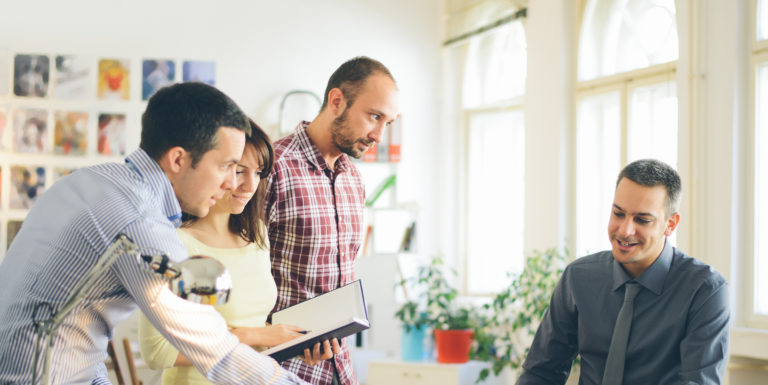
left=395, top=256, right=480, bottom=332
left=394, top=300, right=428, bottom=332
left=472, top=248, right=570, bottom=383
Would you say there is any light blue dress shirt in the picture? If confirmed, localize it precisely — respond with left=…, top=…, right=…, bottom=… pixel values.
left=0, top=149, right=306, bottom=385
left=516, top=240, right=730, bottom=385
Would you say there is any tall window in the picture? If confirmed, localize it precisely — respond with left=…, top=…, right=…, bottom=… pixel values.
left=575, top=0, right=679, bottom=256
left=450, top=20, right=527, bottom=294
left=752, top=0, right=768, bottom=324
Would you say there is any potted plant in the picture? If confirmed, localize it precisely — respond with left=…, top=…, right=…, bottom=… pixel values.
left=472, top=248, right=571, bottom=382
left=394, top=300, right=429, bottom=361
left=420, top=257, right=481, bottom=363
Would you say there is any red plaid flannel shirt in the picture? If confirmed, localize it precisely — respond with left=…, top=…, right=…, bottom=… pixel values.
left=265, top=122, right=364, bottom=385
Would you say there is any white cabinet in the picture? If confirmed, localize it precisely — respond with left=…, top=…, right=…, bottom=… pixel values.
left=367, top=360, right=508, bottom=385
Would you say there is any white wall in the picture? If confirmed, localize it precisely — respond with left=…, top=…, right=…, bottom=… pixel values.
left=0, top=0, right=443, bottom=382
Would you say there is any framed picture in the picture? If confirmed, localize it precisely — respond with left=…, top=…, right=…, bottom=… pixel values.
left=0, top=107, right=7, bottom=151
left=52, top=167, right=77, bottom=184
left=97, top=113, right=126, bottom=156
left=7, top=220, right=23, bottom=251
left=53, top=111, right=88, bottom=155
left=9, top=165, right=46, bottom=210
left=54, top=55, right=92, bottom=99
left=182, top=60, right=215, bottom=85
left=142, top=59, right=175, bottom=100
left=13, top=108, right=48, bottom=153
left=97, top=58, right=130, bottom=100
left=14, top=54, right=50, bottom=98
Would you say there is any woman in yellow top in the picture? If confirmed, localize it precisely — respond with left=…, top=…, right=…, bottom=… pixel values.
left=138, top=120, right=338, bottom=385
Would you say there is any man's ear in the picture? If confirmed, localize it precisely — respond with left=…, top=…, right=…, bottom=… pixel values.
left=327, top=88, right=347, bottom=116
left=158, top=146, right=187, bottom=176
left=664, top=212, right=681, bottom=236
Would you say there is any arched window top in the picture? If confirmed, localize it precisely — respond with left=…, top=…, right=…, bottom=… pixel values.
left=462, top=20, right=527, bottom=108
left=759, top=0, right=768, bottom=41
left=578, top=0, right=678, bottom=81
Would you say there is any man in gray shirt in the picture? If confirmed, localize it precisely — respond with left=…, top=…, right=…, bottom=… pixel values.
left=517, top=159, right=729, bottom=385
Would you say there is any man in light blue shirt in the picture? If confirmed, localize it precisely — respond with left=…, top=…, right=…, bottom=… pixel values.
left=517, top=159, right=729, bottom=385
left=0, top=82, right=307, bottom=384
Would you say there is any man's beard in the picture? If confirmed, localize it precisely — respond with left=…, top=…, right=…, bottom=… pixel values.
left=330, top=108, right=370, bottom=159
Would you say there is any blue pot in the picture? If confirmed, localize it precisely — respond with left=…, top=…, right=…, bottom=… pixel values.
left=401, top=325, right=425, bottom=361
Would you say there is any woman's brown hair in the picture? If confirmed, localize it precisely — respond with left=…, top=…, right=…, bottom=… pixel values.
left=228, top=119, right=273, bottom=247
left=182, top=118, right=274, bottom=248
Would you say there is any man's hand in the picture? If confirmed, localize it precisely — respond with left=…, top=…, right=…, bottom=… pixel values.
left=300, top=338, right=341, bottom=366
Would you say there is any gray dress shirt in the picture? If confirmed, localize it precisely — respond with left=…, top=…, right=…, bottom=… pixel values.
left=0, top=149, right=306, bottom=385
left=516, top=240, right=730, bottom=385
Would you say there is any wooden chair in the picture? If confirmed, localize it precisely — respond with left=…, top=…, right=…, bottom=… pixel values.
left=106, top=340, right=126, bottom=385
left=122, top=338, right=143, bottom=385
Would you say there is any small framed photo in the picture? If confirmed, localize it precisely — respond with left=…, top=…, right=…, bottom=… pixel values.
left=14, top=54, right=50, bottom=98
left=7, top=220, right=23, bottom=250
left=54, top=55, right=92, bottom=99
left=182, top=60, right=215, bottom=85
left=97, top=58, right=130, bottom=101
left=53, top=111, right=88, bottom=155
left=13, top=108, right=48, bottom=153
left=9, top=165, right=46, bottom=209
left=0, top=107, right=7, bottom=150
left=97, top=113, right=126, bottom=156
left=142, top=59, right=175, bottom=100
left=52, top=167, right=77, bottom=184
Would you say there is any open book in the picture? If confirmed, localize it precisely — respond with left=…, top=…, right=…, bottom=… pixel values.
left=262, top=280, right=370, bottom=362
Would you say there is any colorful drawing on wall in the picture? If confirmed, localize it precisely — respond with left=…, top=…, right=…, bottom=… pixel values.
left=14, top=54, right=50, bottom=97
left=54, top=55, right=92, bottom=99
left=97, top=113, right=126, bottom=156
left=52, top=167, right=77, bottom=184
left=142, top=59, right=175, bottom=100
left=0, top=51, right=10, bottom=95
left=53, top=111, right=88, bottom=155
left=7, top=220, right=23, bottom=250
left=98, top=58, right=130, bottom=100
left=9, top=165, right=46, bottom=209
left=13, top=108, right=48, bottom=153
left=182, top=60, right=215, bottom=85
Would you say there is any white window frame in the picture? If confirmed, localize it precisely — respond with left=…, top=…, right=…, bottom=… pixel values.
left=746, top=0, right=768, bottom=329
left=459, top=102, right=525, bottom=296
left=573, top=61, right=679, bottom=256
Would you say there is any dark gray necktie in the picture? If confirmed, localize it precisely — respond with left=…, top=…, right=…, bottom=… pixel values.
left=602, top=282, right=642, bottom=385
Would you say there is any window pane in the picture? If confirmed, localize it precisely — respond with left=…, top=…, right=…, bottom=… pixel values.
left=627, top=80, right=678, bottom=167
left=466, top=110, right=525, bottom=293
left=579, top=0, right=678, bottom=80
left=575, top=92, right=621, bottom=257
left=755, top=62, right=768, bottom=315
left=759, top=0, right=768, bottom=41
left=463, top=21, right=527, bottom=108
left=627, top=80, right=678, bottom=245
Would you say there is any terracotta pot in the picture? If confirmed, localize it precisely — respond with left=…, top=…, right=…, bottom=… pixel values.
left=434, top=329, right=474, bottom=363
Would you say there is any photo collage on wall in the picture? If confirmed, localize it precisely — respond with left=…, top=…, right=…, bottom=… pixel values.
left=0, top=50, right=216, bottom=254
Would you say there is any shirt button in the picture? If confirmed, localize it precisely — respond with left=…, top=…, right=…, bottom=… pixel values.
left=341, top=252, right=345, bottom=257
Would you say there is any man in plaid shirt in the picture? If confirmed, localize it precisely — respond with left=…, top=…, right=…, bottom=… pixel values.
left=265, top=57, right=399, bottom=385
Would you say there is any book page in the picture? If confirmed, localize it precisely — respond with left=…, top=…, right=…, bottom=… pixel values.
left=272, top=280, right=367, bottom=331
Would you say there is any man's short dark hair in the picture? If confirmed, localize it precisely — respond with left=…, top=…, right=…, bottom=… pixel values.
left=617, top=159, right=682, bottom=216
left=140, top=82, right=251, bottom=167
left=321, top=56, right=396, bottom=110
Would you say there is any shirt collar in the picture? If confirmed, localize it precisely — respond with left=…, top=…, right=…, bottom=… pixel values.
left=125, top=148, right=183, bottom=227
left=295, top=121, right=351, bottom=174
left=611, top=239, right=673, bottom=295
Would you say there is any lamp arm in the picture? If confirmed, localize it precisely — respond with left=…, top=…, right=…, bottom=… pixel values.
left=32, top=233, right=139, bottom=385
